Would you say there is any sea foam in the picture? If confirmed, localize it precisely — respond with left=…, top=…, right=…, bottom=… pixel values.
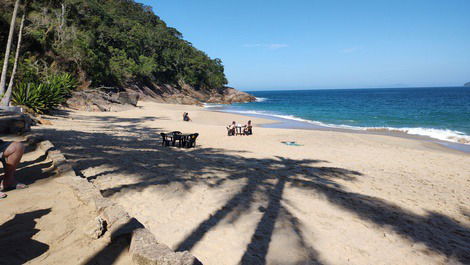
left=217, top=108, right=470, bottom=144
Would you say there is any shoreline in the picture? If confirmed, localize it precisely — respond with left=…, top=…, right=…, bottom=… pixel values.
left=206, top=106, right=470, bottom=154
left=38, top=101, right=470, bottom=265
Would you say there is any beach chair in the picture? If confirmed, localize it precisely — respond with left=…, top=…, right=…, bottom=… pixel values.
left=184, top=133, right=199, bottom=148
left=160, top=133, right=171, bottom=146
left=171, top=131, right=182, bottom=146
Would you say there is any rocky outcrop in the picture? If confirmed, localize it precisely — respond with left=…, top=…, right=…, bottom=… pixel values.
left=464, top=82, right=470, bottom=87
left=207, top=87, right=256, bottom=104
left=128, top=83, right=256, bottom=105
left=117, top=91, right=140, bottom=106
left=65, top=90, right=140, bottom=112
left=65, top=83, right=255, bottom=112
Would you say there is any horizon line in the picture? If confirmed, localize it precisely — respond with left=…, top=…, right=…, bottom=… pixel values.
left=240, top=85, right=467, bottom=92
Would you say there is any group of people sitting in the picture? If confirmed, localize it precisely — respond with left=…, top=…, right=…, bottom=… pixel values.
left=182, top=112, right=252, bottom=136
left=227, top=120, right=252, bottom=136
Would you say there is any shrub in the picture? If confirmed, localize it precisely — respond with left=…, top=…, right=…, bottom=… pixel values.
left=12, top=73, right=77, bottom=113
left=44, top=73, right=77, bottom=96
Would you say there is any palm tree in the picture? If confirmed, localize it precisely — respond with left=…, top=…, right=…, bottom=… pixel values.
left=1, top=12, right=25, bottom=106
left=0, top=0, right=21, bottom=97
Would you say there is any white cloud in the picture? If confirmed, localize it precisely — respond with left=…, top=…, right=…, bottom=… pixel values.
left=243, top=43, right=289, bottom=50
left=340, top=47, right=360, bottom=53
left=268, top=43, right=289, bottom=49
left=243, top=44, right=263, bottom=48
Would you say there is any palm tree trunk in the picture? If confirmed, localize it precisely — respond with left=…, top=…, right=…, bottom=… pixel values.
left=1, top=13, right=25, bottom=106
left=0, top=0, right=20, bottom=96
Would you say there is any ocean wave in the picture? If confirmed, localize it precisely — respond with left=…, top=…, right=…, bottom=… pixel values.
left=220, top=109, right=470, bottom=144
left=221, top=109, right=363, bottom=129
left=366, top=127, right=470, bottom=144
left=255, top=97, right=268, bottom=102
left=203, top=103, right=224, bottom=108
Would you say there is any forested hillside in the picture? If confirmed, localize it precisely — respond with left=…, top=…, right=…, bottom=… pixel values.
left=0, top=0, right=253, bottom=107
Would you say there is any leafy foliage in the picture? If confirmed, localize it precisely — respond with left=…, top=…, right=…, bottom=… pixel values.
left=12, top=73, right=76, bottom=113
left=44, top=73, right=77, bottom=96
left=0, top=0, right=228, bottom=90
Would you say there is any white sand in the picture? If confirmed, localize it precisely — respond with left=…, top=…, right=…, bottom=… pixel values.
left=39, top=101, right=470, bottom=265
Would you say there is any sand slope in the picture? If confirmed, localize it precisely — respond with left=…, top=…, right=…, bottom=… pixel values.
left=0, top=139, right=132, bottom=265
left=38, top=102, right=470, bottom=265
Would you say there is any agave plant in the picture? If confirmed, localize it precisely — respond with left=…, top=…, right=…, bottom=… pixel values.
left=44, top=73, right=77, bottom=97
left=12, top=73, right=77, bottom=113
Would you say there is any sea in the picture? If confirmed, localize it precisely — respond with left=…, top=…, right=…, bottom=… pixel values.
left=206, top=87, right=470, bottom=148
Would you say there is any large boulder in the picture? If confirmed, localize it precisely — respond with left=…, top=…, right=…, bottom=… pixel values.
left=115, top=91, right=140, bottom=106
left=220, top=87, right=256, bottom=103
left=66, top=90, right=134, bottom=112
left=205, top=87, right=256, bottom=104
left=0, top=111, right=32, bottom=134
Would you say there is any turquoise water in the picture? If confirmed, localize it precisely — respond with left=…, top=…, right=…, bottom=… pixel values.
left=212, top=87, right=470, bottom=144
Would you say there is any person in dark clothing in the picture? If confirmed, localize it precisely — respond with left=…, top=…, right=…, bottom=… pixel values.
left=243, top=120, right=253, bottom=135
left=183, top=112, right=192, bottom=121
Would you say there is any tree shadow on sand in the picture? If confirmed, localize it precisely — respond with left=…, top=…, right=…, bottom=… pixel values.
left=37, top=114, right=470, bottom=264
left=0, top=209, right=51, bottom=265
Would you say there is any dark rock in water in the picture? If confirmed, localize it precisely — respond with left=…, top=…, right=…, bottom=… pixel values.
left=215, top=87, right=256, bottom=104
left=0, top=111, right=32, bottom=134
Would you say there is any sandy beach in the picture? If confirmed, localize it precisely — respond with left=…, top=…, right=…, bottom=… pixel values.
left=37, top=101, right=470, bottom=265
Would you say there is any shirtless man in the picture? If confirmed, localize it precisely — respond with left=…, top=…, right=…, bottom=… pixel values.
left=0, top=140, right=27, bottom=198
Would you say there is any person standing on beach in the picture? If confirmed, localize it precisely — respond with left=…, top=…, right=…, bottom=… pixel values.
left=0, top=140, right=27, bottom=198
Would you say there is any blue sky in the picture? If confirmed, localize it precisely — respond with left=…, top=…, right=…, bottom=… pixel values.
left=141, top=0, right=470, bottom=90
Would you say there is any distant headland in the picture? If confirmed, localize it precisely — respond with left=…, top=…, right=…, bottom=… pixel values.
left=464, top=82, right=470, bottom=87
